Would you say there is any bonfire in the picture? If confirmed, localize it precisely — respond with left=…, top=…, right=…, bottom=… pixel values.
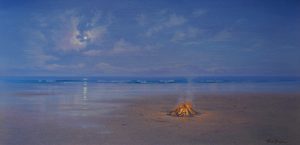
left=168, top=102, right=198, bottom=117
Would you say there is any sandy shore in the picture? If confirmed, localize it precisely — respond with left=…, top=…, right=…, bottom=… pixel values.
left=102, top=93, right=300, bottom=145
left=1, top=93, right=299, bottom=145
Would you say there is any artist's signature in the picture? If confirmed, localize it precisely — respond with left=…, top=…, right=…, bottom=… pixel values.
left=266, top=138, right=288, bottom=144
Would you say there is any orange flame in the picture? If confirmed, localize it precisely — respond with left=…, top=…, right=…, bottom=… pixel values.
left=168, top=102, right=198, bottom=117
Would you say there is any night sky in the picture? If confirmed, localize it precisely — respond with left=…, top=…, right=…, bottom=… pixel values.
left=0, top=0, right=299, bottom=76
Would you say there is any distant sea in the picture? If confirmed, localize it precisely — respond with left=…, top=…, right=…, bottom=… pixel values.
left=1, top=76, right=300, bottom=84
left=1, top=76, right=300, bottom=95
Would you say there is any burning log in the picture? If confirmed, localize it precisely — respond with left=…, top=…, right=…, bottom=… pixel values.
left=168, top=102, right=198, bottom=117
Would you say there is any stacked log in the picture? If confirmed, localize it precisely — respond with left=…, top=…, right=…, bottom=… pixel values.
left=168, top=102, right=198, bottom=117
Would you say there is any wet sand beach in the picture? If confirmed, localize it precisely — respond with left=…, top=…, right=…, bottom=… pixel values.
left=1, top=91, right=299, bottom=145
left=102, top=93, right=300, bottom=145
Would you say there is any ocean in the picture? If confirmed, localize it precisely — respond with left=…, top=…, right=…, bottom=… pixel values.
left=1, top=76, right=299, bottom=110
left=1, top=76, right=300, bottom=96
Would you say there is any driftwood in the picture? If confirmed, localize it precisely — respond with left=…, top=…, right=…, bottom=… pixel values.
left=168, top=102, right=198, bottom=117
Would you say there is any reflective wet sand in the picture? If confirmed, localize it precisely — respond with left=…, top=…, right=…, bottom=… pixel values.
left=0, top=82, right=299, bottom=145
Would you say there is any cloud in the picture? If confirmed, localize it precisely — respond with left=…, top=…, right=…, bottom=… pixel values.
left=146, top=13, right=187, bottom=36
left=43, top=11, right=87, bottom=52
left=33, top=10, right=109, bottom=52
left=89, top=11, right=102, bottom=26
left=171, top=27, right=200, bottom=42
left=23, top=9, right=244, bottom=75
left=209, top=19, right=249, bottom=42
left=91, top=61, right=229, bottom=75
left=211, top=29, right=233, bottom=42
left=137, top=64, right=234, bottom=75
left=44, top=63, right=85, bottom=71
left=181, top=28, right=234, bottom=45
left=192, top=9, right=207, bottom=17
left=24, top=10, right=113, bottom=72
left=54, top=13, right=107, bottom=51
left=82, top=39, right=143, bottom=57
left=84, top=26, right=107, bottom=44
left=136, top=14, right=147, bottom=26
left=25, top=34, right=85, bottom=71
left=171, top=31, right=186, bottom=42
left=26, top=48, right=59, bottom=68
left=165, top=14, right=186, bottom=27
left=111, top=39, right=140, bottom=54
left=94, top=62, right=127, bottom=73
left=83, top=49, right=103, bottom=56
left=25, top=31, right=59, bottom=68
left=61, top=16, right=87, bottom=51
